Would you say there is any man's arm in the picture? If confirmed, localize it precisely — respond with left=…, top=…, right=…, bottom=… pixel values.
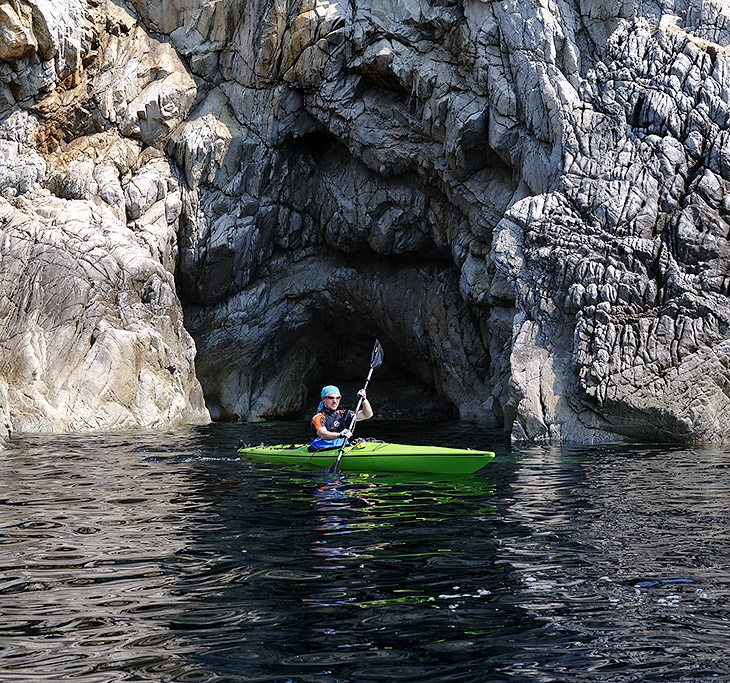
left=355, top=389, right=373, bottom=421
left=316, top=424, right=348, bottom=440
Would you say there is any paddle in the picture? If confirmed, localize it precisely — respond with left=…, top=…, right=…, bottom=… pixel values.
left=327, top=339, right=384, bottom=474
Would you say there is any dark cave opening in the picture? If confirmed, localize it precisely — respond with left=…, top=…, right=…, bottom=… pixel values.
left=284, top=128, right=339, bottom=161
left=305, top=332, right=457, bottom=422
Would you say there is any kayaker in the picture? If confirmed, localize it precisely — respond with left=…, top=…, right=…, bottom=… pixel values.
left=310, top=385, right=373, bottom=450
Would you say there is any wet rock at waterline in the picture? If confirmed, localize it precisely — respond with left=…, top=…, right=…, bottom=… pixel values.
left=1, top=0, right=730, bottom=444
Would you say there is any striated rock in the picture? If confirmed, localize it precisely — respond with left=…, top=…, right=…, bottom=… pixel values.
left=96, top=23, right=197, bottom=147
left=3, top=0, right=730, bottom=444
left=0, top=0, right=209, bottom=440
left=0, top=195, right=208, bottom=432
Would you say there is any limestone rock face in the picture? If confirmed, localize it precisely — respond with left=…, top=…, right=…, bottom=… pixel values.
left=0, top=195, right=207, bottom=432
left=0, top=0, right=208, bottom=440
left=3, top=0, right=730, bottom=443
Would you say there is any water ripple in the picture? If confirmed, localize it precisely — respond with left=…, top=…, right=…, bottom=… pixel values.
left=1, top=426, right=730, bottom=681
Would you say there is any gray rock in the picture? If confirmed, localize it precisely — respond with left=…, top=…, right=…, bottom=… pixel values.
left=2, top=0, right=730, bottom=444
left=0, top=196, right=208, bottom=433
left=96, top=23, right=197, bottom=148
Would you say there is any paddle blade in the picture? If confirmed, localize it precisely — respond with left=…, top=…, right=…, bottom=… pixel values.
left=371, top=339, right=384, bottom=369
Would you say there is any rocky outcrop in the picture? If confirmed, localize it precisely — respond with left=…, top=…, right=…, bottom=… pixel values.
left=0, top=1, right=208, bottom=438
left=491, top=10, right=730, bottom=443
left=2, top=0, right=730, bottom=443
left=172, top=0, right=730, bottom=443
left=0, top=192, right=206, bottom=432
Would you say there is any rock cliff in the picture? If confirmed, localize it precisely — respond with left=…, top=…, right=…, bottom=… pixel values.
left=1, top=0, right=730, bottom=443
left=0, top=0, right=208, bottom=437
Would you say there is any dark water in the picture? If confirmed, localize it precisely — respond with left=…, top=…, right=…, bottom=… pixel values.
left=2, top=421, right=730, bottom=682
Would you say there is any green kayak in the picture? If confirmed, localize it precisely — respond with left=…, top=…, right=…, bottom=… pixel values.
left=236, top=440, right=495, bottom=474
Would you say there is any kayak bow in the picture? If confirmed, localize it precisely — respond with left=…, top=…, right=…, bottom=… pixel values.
left=237, top=440, right=495, bottom=475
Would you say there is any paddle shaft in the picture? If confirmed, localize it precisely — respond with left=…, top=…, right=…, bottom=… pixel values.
left=329, top=365, right=374, bottom=473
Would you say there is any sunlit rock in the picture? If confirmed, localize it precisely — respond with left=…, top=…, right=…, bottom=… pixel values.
left=0, top=196, right=208, bottom=433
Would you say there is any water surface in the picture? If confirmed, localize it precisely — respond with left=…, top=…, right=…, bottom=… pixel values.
left=1, top=422, right=730, bottom=681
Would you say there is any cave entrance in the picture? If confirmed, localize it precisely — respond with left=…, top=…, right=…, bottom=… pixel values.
left=309, top=334, right=457, bottom=421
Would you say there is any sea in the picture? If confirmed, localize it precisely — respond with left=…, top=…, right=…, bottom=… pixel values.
left=1, top=419, right=729, bottom=682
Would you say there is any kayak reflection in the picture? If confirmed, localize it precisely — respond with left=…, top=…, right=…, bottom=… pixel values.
left=304, top=473, right=497, bottom=599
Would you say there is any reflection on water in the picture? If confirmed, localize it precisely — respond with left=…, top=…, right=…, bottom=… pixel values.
left=1, top=423, right=730, bottom=681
